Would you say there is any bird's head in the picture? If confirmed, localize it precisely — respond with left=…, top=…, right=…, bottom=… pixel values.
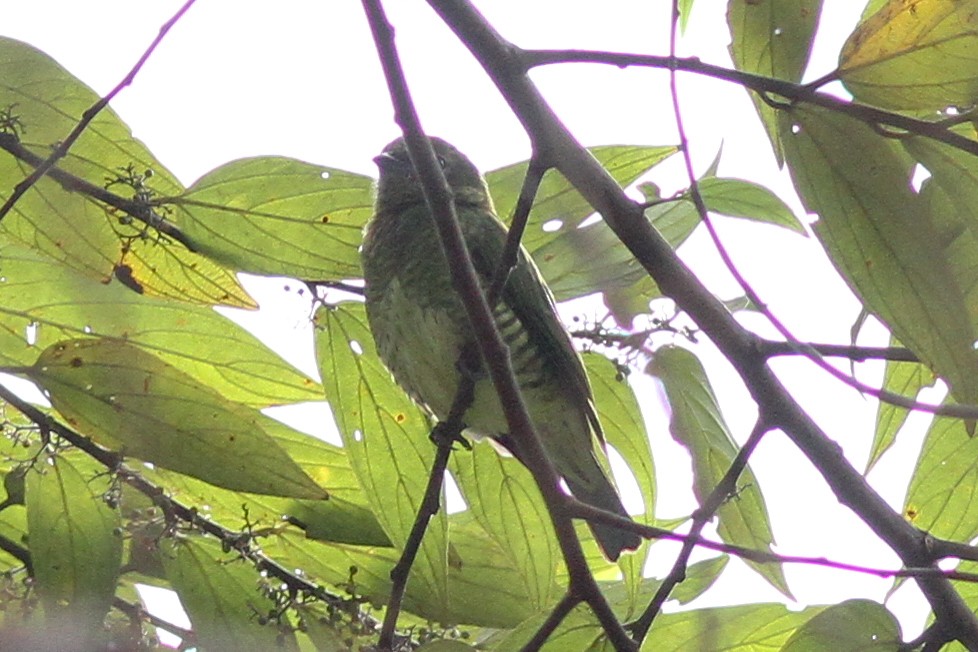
left=374, top=136, right=492, bottom=212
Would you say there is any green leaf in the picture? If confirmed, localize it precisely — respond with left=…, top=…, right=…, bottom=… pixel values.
left=697, top=177, right=806, bottom=234
left=646, top=603, right=823, bottom=650
left=727, top=0, right=823, bottom=162
left=25, top=455, right=122, bottom=634
left=532, top=219, right=648, bottom=302
left=28, top=338, right=327, bottom=499
left=781, top=599, right=901, bottom=650
left=866, top=338, right=935, bottom=472
left=487, top=604, right=605, bottom=652
left=314, top=303, right=450, bottom=620
left=584, top=354, right=655, bottom=600
left=486, top=145, right=677, bottom=251
left=839, top=0, right=978, bottom=110
left=0, top=37, right=254, bottom=308
left=0, top=241, right=320, bottom=406
left=601, top=556, right=729, bottom=619
left=648, top=346, right=790, bottom=597
left=678, top=0, right=695, bottom=32
left=161, top=536, right=298, bottom=652
left=264, top=518, right=536, bottom=628
left=450, top=442, right=561, bottom=610
left=175, top=157, right=374, bottom=279
left=780, top=104, right=978, bottom=406
left=905, top=417, right=978, bottom=541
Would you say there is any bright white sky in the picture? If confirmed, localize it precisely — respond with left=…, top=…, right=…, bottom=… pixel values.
left=3, top=0, right=939, bottom=644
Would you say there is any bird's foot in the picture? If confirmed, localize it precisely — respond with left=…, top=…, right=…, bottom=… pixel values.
left=430, top=421, right=472, bottom=451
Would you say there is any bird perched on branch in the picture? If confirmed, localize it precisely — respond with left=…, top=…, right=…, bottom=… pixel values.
left=361, top=136, right=640, bottom=561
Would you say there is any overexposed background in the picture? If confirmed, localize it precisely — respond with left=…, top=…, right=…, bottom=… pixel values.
left=3, top=0, right=935, bottom=645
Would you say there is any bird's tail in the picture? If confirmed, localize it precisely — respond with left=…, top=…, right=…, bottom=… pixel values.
left=565, top=474, right=641, bottom=561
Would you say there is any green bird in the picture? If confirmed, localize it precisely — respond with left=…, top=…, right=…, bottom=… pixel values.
left=361, top=136, right=640, bottom=561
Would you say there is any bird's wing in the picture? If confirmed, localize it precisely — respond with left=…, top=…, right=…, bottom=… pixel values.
left=463, top=209, right=606, bottom=444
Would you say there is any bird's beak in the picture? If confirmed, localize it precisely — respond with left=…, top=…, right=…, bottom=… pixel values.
left=373, top=151, right=412, bottom=175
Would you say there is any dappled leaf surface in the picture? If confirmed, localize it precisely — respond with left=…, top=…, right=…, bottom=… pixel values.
left=29, top=338, right=327, bottom=499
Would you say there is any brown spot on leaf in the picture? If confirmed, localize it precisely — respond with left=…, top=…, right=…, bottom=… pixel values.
left=69, top=357, right=83, bottom=368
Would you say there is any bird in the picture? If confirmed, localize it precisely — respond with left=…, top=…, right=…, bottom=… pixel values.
left=360, top=136, right=640, bottom=561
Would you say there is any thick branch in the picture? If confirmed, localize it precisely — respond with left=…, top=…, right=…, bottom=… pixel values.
left=425, top=2, right=978, bottom=647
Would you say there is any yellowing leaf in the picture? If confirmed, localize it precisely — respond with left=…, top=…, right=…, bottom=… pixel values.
left=28, top=339, right=328, bottom=499
left=0, top=37, right=254, bottom=308
left=0, top=242, right=319, bottom=406
left=839, top=0, right=978, bottom=110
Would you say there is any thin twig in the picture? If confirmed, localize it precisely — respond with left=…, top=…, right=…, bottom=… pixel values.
left=0, top=0, right=198, bottom=223
left=631, top=420, right=769, bottom=640
left=361, top=2, right=635, bottom=649
left=759, top=341, right=919, bottom=363
left=379, top=441, right=454, bottom=648
left=0, top=133, right=195, bottom=251
left=112, top=596, right=197, bottom=645
left=0, top=385, right=373, bottom=630
left=521, top=593, right=581, bottom=652
left=520, top=50, right=978, bottom=158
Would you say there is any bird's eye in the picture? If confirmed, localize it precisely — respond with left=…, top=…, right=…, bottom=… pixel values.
left=436, top=156, right=447, bottom=169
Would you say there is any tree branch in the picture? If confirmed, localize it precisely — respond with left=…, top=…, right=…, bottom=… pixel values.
left=424, top=1, right=978, bottom=647
left=0, top=0, right=199, bottom=223
left=361, top=2, right=635, bottom=649
left=0, top=133, right=196, bottom=252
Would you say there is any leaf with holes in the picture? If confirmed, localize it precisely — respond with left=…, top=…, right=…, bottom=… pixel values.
left=0, top=242, right=319, bottom=406
left=781, top=105, right=978, bottom=406
left=728, top=0, right=822, bottom=162
left=175, top=157, right=374, bottom=279
left=313, top=303, right=450, bottom=620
